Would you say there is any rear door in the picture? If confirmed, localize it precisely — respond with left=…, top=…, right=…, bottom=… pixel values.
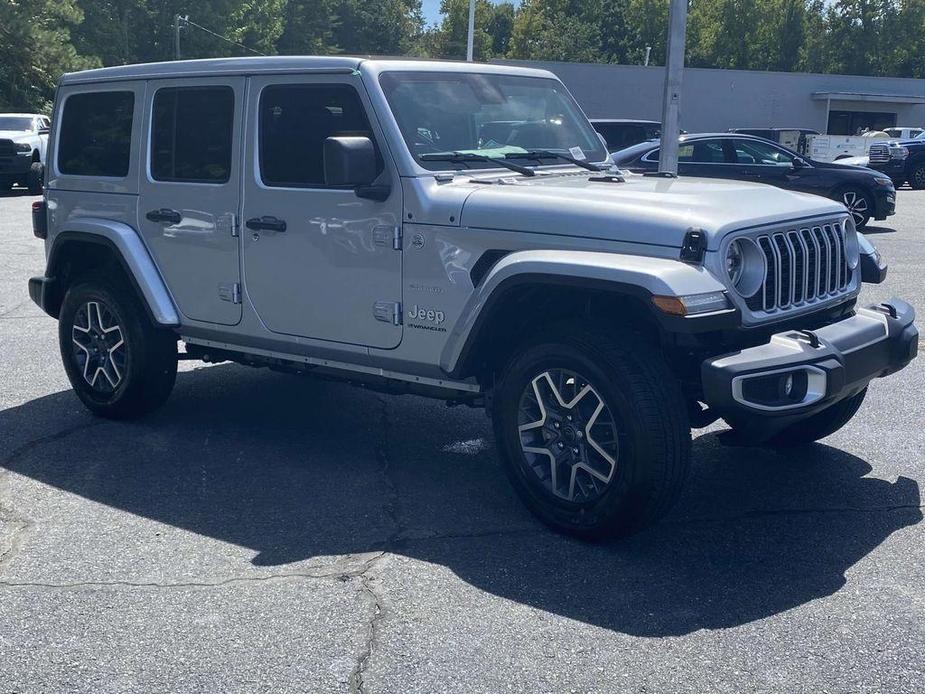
left=137, top=77, right=244, bottom=325
left=677, top=138, right=734, bottom=178
left=240, top=73, right=403, bottom=348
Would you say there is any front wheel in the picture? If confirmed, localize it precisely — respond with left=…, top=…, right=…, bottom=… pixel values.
left=910, top=163, right=925, bottom=190
left=59, top=275, right=178, bottom=419
left=491, top=328, right=690, bottom=540
left=840, top=187, right=873, bottom=228
left=26, top=162, right=43, bottom=195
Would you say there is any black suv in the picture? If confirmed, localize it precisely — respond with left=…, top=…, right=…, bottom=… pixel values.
left=613, top=133, right=896, bottom=227
left=867, top=137, right=925, bottom=189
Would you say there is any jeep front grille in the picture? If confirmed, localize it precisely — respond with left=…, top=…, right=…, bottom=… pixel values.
left=744, top=222, right=851, bottom=313
left=868, top=143, right=890, bottom=164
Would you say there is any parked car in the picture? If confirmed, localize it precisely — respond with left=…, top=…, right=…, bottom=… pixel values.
left=0, top=113, right=49, bottom=194
left=591, top=119, right=667, bottom=151
left=29, top=58, right=917, bottom=540
left=882, top=127, right=924, bottom=140
left=613, top=133, right=896, bottom=227
left=868, top=136, right=925, bottom=189
left=728, top=127, right=819, bottom=156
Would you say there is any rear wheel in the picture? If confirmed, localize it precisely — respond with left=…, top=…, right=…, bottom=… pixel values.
left=910, top=163, right=925, bottom=190
left=491, top=327, right=690, bottom=539
left=840, top=187, right=872, bottom=228
left=59, top=274, right=177, bottom=419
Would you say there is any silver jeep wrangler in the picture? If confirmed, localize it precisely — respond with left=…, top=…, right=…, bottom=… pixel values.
left=29, top=58, right=919, bottom=539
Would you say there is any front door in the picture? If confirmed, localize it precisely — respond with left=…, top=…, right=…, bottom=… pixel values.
left=730, top=138, right=797, bottom=189
left=241, top=74, right=403, bottom=349
left=138, top=77, right=244, bottom=325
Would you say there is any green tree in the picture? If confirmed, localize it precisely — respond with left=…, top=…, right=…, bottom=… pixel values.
left=0, top=0, right=97, bottom=111
left=507, top=0, right=603, bottom=61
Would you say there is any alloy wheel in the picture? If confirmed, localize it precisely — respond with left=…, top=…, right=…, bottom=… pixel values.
left=517, top=369, right=620, bottom=504
left=842, top=190, right=869, bottom=226
left=914, top=166, right=925, bottom=188
left=71, top=300, right=127, bottom=392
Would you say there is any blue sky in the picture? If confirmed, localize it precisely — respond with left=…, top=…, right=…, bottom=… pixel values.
left=421, top=0, right=521, bottom=26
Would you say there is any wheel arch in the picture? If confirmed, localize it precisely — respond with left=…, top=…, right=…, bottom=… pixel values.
left=440, top=250, right=732, bottom=380
left=43, top=221, right=179, bottom=326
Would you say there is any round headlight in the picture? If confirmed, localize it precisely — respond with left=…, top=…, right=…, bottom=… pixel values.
left=844, top=218, right=860, bottom=270
left=724, top=238, right=765, bottom=297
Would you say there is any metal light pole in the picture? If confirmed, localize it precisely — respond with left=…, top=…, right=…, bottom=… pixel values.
left=466, top=0, right=475, bottom=61
left=658, top=0, right=688, bottom=176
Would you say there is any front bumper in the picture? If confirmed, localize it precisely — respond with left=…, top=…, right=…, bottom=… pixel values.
left=872, top=187, right=896, bottom=220
left=701, top=298, right=918, bottom=440
left=0, top=154, right=32, bottom=178
left=869, top=160, right=907, bottom=184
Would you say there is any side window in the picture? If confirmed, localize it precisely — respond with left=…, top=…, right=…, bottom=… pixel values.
left=259, top=83, right=381, bottom=188
left=733, top=139, right=793, bottom=166
left=58, top=91, right=134, bottom=177
left=151, top=86, right=234, bottom=183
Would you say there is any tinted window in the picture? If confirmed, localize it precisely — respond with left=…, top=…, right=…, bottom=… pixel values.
left=58, top=91, right=134, bottom=177
left=679, top=140, right=727, bottom=163
left=595, top=122, right=661, bottom=151
left=151, top=87, right=234, bottom=183
left=733, top=139, right=793, bottom=166
left=259, top=84, right=379, bottom=188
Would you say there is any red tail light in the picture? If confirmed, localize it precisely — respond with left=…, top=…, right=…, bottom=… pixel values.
left=32, top=200, right=47, bottom=239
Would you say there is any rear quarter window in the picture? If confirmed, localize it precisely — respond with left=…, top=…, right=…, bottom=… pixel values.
left=57, top=91, right=134, bottom=177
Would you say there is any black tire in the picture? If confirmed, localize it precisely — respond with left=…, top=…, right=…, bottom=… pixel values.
left=763, top=388, right=867, bottom=448
left=491, top=327, right=691, bottom=540
left=26, top=162, right=43, bottom=195
left=839, top=187, right=873, bottom=228
left=58, top=274, right=177, bottom=419
left=910, top=163, right=925, bottom=190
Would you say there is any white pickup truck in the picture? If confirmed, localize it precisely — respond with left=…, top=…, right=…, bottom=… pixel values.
left=0, top=113, right=50, bottom=194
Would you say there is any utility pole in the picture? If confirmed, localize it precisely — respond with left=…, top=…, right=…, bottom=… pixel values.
left=658, top=0, right=688, bottom=176
left=466, top=0, right=475, bottom=61
left=174, top=14, right=188, bottom=60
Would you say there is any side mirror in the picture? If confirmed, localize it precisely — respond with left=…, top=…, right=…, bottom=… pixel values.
left=38, top=126, right=50, bottom=135
left=791, top=157, right=808, bottom=169
left=323, top=136, right=389, bottom=201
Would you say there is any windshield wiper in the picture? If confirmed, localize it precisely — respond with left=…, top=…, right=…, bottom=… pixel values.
left=504, top=150, right=605, bottom=172
left=420, top=151, right=536, bottom=176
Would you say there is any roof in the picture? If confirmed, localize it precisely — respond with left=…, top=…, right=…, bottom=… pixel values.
left=59, top=56, right=555, bottom=85
left=589, top=118, right=660, bottom=125
left=812, top=91, right=925, bottom=104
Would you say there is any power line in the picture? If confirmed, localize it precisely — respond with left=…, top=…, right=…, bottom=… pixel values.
left=174, top=15, right=266, bottom=58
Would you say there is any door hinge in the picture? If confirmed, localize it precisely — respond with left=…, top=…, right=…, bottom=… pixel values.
left=219, top=212, right=238, bottom=237
left=373, top=225, right=402, bottom=251
left=219, top=282, right=242, bottom=304
left=373, top=300, right=402, bottom=326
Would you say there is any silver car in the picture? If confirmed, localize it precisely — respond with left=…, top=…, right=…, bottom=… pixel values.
left=28, top=57, right=918, bottom=539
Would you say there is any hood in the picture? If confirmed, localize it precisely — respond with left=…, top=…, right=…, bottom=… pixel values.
left=0, top=130, right=33, bottom=140
left=458, top=172, right=845, bottom=250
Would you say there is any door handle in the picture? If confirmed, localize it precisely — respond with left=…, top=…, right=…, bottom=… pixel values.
left=246, top=216, right=287, bottom=233
left=145, top=208, right=182, bottom=225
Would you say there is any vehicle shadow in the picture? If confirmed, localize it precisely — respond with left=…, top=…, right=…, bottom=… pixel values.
left=1, top=363, right=920, bottom=637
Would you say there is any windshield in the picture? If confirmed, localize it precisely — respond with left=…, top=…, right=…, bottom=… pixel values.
left=380, top=71, right=607, bottom=172
left=0, top=116, right=34, bottom=131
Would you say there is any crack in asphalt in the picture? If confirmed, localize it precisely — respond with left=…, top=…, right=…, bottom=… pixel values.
left=0, top=555, right=387, bottom=590
left=349, top=396, right=403, bottom=694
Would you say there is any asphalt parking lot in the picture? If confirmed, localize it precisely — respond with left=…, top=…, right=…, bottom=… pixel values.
left=1, top=185, right=923, bottom=694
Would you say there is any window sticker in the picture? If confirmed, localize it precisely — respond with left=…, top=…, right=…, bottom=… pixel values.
left=569, top=146, right=586, bottom=160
